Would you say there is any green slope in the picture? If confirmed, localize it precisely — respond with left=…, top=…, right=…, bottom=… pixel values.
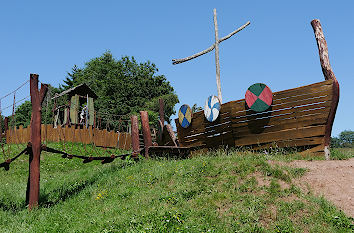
left=0, top=144, right=353, bottom=232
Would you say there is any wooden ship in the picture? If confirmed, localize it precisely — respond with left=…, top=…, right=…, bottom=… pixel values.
left=170, top=19, right=339, bottom=158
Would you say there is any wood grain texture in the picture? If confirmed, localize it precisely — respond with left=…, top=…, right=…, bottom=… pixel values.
left=6, top=124, right=131, bottom=150
left=176, top=77, right=334, bottom=155
left=311, top=19, right=340, bottom=152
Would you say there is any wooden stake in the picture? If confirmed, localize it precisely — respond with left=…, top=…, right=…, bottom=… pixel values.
left=130, top=115, right=140, bottom=158
left=159, top=98, right=165, bottom=126
left=27, top=74, right=48, bottom=210
left=140, top=111, right=152, bottom=158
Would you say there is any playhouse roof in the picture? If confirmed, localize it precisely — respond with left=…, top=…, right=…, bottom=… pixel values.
left=52, top=83, right=98, bottom=100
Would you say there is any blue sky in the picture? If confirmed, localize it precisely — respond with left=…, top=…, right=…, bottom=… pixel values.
left=0, top=0, right=353, bottom=136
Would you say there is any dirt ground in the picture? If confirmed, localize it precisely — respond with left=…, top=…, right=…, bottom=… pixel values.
left=286, top=158, right=354, bottom=218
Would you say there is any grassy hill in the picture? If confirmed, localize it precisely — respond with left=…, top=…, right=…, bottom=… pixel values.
left=0, top=144, right=353, bottom=232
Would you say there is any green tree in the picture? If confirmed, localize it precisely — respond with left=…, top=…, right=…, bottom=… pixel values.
left=330, top=136, right=341, bottom=148
left=331, top=130, right=354, bottom=148
left=339, top=130, right=354, bottom=148
left=62, top=52, right=179, bottom=127
left=13, top=101, right=32, bottom=128
left=12, top=85, right=60, bottom=128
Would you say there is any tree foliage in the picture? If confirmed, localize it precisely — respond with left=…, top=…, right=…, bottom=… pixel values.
left=331, top=130, right=354, bottom=148
left=61, top=52, right=179, bottom=127
left=10, top=52, right=178, bottom=130
left=13, top=100, right=32, bottom=128
left=11, top=85, right=60, bottom=128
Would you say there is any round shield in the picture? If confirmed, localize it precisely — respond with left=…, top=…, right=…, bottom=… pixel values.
left=245, top=83, right=273, bottom=112
left=204, top=95, right=221, bottom=122
left=178, top=104, right=192, bottom=128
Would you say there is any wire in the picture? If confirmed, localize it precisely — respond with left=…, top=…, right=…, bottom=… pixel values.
left=0, top=95, right=30, bottom=112
left=0, top=80, right=29, bottom=100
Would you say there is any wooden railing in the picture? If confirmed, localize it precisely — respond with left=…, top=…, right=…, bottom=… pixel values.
left=5, top=125, right=132, bottom=150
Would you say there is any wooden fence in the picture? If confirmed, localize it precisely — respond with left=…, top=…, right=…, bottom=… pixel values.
left=176, top=79, right=335, bottom=154
left=6, top=125, right=132, bottom=150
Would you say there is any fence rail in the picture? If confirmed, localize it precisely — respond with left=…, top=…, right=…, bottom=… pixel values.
left=5, top=124, right=132, bottom=150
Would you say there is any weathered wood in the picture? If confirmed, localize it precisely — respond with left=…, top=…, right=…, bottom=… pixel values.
left=249, top=136, right=324, bottom=151
left=228, top=82, right=333, bottom=116
left=311, top=19, right=339, bottom=159
left=182, top=104, right=329, bottom=148
left=172, top=9, right=250, bottom=103
left=102, top=129, right=108, bottom=147
left=213, top=9, right=222, bottom=103
left=172, top=19, right=250, bottom=65
left=234, top=114, right=328, bottom=138
left=177, top=78, right=334, bottom=152
left=28, top=74, right=48, bottom=210
left=140, top=111, right=152, bottom=157
left=272, top=79, right=332, bottom=100
left=125, top=133, right=132, bottom=150
left=18, top=125, right=24, bottom=144
left=231, top=100, right=332, bottom=127
left=6, top=123, right=138, bottom=151
left=161, top=124, right=178, bottom=147
left=234, top=125, right=326, bottom=147
left=118, top=132, right=126, bottom=150
left=131, top=115, right=140, bottom=157
left=70, top=95, right=79, bottom=125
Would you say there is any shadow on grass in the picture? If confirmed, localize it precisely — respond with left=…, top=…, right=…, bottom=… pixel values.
left=0, top=160, right=137, bottom=212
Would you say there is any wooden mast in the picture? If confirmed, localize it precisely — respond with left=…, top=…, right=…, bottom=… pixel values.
left=172, top=9, right=250, bottom=104
left=213, top=9, right=222, bottom=103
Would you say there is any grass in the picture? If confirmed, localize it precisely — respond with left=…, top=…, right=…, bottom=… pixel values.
left=0, top=143, right=353, bottom=232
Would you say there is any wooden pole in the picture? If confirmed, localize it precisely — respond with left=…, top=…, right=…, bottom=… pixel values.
left=213, top=9, right=222, bottom=103
left=311, top=19, right=339, bottom=160
left=140, top=111, right=152, bottom=158
left=158, top=99, right=165, bottom=144
left=0, top=100, right=2, bottom=139
left=159, top=98, right=165, bottom=126
left=4, top=117, right=8, bottom=132
left=172, top=10, right=250, bottom=103
left=130, top=115, right=140, bottom=158
left=86, top=94, right=89, bottom=129
left=27, top=74, right=48, bottom=210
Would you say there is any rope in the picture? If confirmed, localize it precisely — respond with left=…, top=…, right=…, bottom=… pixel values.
left=41, top=145, right=139, bottom=164
left=0, top=146, right=28, bottom=171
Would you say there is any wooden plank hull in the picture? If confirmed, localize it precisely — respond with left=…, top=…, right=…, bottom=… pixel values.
left=175, top=79, right=336, bottom=155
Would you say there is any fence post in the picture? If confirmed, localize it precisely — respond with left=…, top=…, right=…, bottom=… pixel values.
left=140, top=111, right=152, bottom=158
left=130, top=115, right=140, bottom=158
left=159, top=98, right=165, bottom=126
left=0, top=111, right=2, bottom=141
left=27, top=74, right=48, bottom=210
left=4, top=117, right=8, bottom=143
left=4, top=117, right=8, bottom=132
left=157, top=99, right=165, bottom=144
